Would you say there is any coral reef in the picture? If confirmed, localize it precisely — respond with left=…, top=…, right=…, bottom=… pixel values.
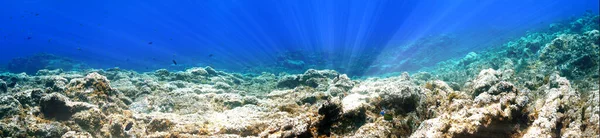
left=0, top=14, right=598, bottom=138
left=6, top=53, right=88, bottom=75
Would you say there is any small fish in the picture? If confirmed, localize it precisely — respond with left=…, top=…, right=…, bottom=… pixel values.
left=48, top=38, right=52, bottom=42
left=77, top=47, right=82, bottom=51
left=124, top=122, right=134, bottom=131
left=380, top=107, right=386, bottom=116
left=148, top=42, right=153, bottom=45
left=208, top=54, right=213, bottom=57
left=26, top=36, right=32, bottom=40
left=34, top=13, right=39, bottom=16
left=172, top=60, right=177, bottom=65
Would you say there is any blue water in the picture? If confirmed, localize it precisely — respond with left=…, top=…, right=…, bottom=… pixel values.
left=0, top=0, right=598, bottom=76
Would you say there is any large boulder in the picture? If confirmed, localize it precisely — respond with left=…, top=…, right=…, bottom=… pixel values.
left=352, top=73, right=423, bottom=115
left=39, top=93, right=96, bottom=121
left=411, top=69, right=528, bottom=138
left=0, top=79, right=7, bottom=93
left=471, top=68, right=500, bottom=96
left=276, top=69, right=343, bottom=90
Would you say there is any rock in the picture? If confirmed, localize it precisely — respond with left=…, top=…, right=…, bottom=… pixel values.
left=172, top=72, right=192, bottom=81
left=351, top=122, right=391, bottom=137
left=487, top=81, right=517, bottom=95
left=29, top=122, right=68, bottom=138
left=274, top=116, right=312, bottom=138
left=0, top=95, right=20, bottom=118
left=355, top=77, right=422, bottom=115
left=61, top=131, right=93, bottom=138
left=460, top=52, right=478, bottom=65
left=147, top=118, right=173, bottom=132
left=67, top=72, right=114, bottom=94
left=222, top=95, right=243, bottom=109
left=188, top=67, right=209, bottom=76
left=267, top=90, right=293, bottom=98
left=580, top=90, right=600, bottom=137
left=13, top=88, right=44, bottom=107
left=154, top=69, right=170, bottom=81
left=411, top=70, right=527, bottom=137
left=338, top=94, right=368, bottom=133
left=410, top=118, right=445, bottom=137
left=276, top=69, right=344, bottom=89
left=432, top=80, right=454, bottom=92
left=471, top=68, right=500, bottom=96
left=39, top=93, right=72, bottom=121
left=523, top=74, right=581, bottom=137
left=36, top=69, right=63, bottom=76
left=332, top=74, right=354, bottom=91
left=327, top=87, right=344, bottom=96
left=109, top=120, right=125, bottom=137
left=341, top=94, right=367, bottom=114
left=155, top=69, right=170, bottom=77
left=65, top=72, right=121, bottom=105
left=304, top=77, right=325, bottom=88
left=0, top=79, right=7, bottom=93
left=72, top=108, right=104, bottom=133
left=277, top=75, right=300, bottom=88
left=40, top=93, right=96, bottom=121
left=301, top=69, right=339, bottom=89
left=214, top=82, right=232, bottom=90
left=200, top=105, right=272, bottom=136
left=299, top=93, right=319, bottom=104
left=40, top=76, right=68, bottom=92
left=242, top=96, right=259, bottom=105
left=400, top=72, right=411, bottom=81
left=300, top=69, right=339, bottom=82
left=205, top=66, right=218, bottom=75
left=317, top=99, right=342, bottom=136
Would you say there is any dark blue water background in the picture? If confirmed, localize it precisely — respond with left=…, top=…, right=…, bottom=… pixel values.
left=0, top=0, right=597, bottom=75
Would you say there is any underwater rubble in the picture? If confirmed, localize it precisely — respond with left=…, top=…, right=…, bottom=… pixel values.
left=0, top=15, right=599, bottom=138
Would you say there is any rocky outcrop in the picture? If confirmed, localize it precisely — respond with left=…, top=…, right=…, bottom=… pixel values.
left=412, top=69, right=529, bottom=137
left=522, top=73, right=583, bottom=137
left=40, top=93, right=96, bottom=121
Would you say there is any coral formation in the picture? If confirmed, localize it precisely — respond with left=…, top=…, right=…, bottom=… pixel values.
left=0, top=14, right=598, bottom=137
left=6, top=53, right=88, bottom=75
